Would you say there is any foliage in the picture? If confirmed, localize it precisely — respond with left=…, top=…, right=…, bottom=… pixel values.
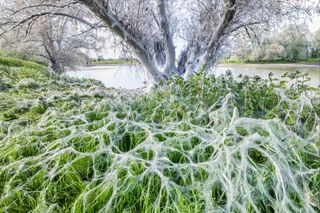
left=263, top=44, right=287, bottom=61
left=0, top=61, right=319, bottom=212
left=227, top=25, right=317, bottom=62
left=311, top=29, right=320, bottom=58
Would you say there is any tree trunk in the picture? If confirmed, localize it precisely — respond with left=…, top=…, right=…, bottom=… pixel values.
left=177, top=43, right=207, bottom=79
left=79, top=0, right=174, bottom=84
left=137, top=52, right=168, bottom=84
left=50, top=58, right=64, bottom=74
left=177, top=0, right=236, bottom=79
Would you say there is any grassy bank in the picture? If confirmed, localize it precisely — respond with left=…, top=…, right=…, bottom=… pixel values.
left=0, top=57, right=319, bottom=212
left=220, top=58, right=320, bottom=65
left=0, top=50, right=48, bottom=66
left=0, top=57, right=45, bottom=70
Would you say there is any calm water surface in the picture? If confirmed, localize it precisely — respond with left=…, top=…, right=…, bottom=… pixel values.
left=67, top=64, right=320, bottom=89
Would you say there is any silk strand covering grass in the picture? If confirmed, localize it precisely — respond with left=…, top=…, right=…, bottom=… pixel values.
left=0, top=61, right=319, bottom=212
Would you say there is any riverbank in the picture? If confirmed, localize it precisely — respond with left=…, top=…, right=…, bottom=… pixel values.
left=92, top=60, right=137, bottom=65
left=220, top=58, right=320, bottom=65
left=218, top=63, right=320, bottom=69
left=93, top=60, right=320, bottom=66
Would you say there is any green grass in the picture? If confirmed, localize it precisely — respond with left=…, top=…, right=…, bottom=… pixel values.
left=92, top=60, right=137, bottom=65
left=0, top=50, right=48, bottom=66
left=0, top=57, right=45, bottom=70
left=0, top=59, right=319, bottom=212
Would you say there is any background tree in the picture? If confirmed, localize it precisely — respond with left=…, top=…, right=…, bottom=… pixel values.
left=0, top=1, right=102, bottom=73
left=37, top=16, right=100, bottom=73
left=263, top=44, right=287, bottom=61
left=275, top=25, right=311, bottom=61
left=225, top=24, right=318, bottom=62
left=311, top=29, right=320, bottom=58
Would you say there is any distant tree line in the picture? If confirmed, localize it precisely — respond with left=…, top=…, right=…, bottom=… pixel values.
left=224, top=25, right=320, bottom=63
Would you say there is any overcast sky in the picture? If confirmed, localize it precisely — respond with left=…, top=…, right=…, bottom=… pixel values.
left=309, top=14, right=320, bottom=32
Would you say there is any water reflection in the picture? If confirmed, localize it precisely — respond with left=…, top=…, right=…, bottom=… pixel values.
left=67, top=65, right=147, bottom=89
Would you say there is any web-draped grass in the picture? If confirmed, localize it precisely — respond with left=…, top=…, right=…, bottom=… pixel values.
left=0, top=59, right=319, bottom=212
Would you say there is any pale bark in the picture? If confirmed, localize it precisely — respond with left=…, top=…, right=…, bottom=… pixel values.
left=78, top=0, right=176, bottom=82
left=157, top=0, right=176, bottom=75
left=178, top=0, right=237, bottom=78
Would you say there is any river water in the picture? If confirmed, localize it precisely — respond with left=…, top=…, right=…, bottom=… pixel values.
left=67, top=64, right=320, bottom=89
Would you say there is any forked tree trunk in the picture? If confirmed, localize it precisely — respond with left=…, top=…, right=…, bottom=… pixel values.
left=78, top=0, right=236, bottom=84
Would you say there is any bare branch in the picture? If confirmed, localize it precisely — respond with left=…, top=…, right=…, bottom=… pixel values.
left=11, top=1, right=79, bottom=16
left=1, top=12, right=101, bottom=36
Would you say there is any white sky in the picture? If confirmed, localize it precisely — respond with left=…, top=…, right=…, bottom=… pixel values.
left=309, top=14, right=320, bottom=32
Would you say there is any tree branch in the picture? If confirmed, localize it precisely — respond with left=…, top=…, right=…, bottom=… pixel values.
left=207, top=0, right=236, bottom=51
left=1, top=12, right=102, bottom=36
left=11, top=1, right=79, bottom=16
left=79, top=0, right=147, bottom=54
left=157, top=0, right=176, bottom=74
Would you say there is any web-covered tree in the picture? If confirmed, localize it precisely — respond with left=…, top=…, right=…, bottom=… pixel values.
left=0, top=0, right=314, bottom=82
